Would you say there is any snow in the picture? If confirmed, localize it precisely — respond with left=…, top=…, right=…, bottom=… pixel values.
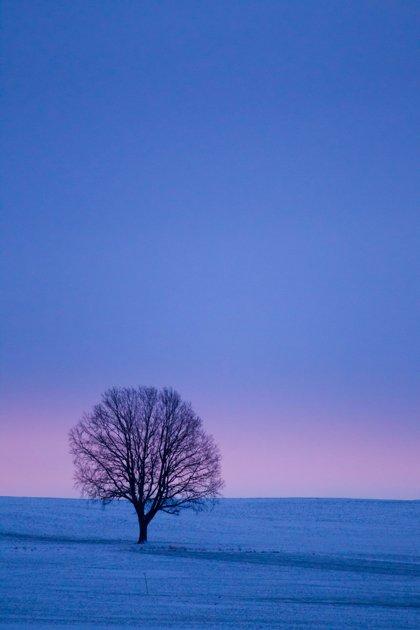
left=1, top=497, right=419, bottom=627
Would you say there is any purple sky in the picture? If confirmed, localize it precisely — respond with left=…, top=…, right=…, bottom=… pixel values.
left=1, top=1, right=419, bottom=499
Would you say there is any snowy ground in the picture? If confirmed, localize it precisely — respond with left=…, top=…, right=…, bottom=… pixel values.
left=0, top=497, right=419, bottom=628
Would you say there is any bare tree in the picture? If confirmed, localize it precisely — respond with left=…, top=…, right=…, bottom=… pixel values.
left=69, top=386, right=223, bottom=543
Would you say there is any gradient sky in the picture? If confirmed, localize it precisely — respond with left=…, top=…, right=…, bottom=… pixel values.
left=1, top=1, right=419, bottom=499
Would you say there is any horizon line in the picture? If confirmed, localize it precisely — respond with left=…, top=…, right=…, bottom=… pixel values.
left=1, top=494, right=418, bottom=503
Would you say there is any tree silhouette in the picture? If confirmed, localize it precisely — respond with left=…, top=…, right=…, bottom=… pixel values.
left=69, top=386, right=223, bottom=542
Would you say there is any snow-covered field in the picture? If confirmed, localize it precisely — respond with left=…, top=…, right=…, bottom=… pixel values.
left=0, top=497, right=419, bottom=628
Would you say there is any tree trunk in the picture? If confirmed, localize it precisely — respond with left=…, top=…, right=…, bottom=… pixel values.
left=137, top=516, right=148, bottom=544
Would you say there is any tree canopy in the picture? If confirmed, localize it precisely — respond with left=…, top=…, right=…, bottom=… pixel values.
left=69, top=386, right=223, bottom=542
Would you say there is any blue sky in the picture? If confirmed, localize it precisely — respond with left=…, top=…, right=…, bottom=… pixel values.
left=1, top=1, right=419, bottom=497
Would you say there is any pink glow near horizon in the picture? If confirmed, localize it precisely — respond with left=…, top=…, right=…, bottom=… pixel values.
left=1, top=401, right=418, bottom=500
